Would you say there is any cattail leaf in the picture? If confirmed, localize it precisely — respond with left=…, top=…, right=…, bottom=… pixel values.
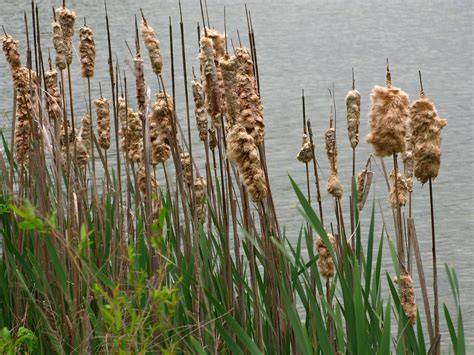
left=379, top=299, right=391, bottom=355
left=416, top=310, right=427, bottom=354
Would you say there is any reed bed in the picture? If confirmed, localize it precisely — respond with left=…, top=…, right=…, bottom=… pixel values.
left=0, top=2, right=464, bottom=354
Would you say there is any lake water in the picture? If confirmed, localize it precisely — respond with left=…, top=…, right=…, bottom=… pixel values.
left=1, top=0, right=473, bottom=349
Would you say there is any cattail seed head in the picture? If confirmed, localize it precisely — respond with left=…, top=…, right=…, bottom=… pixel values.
left=14, top=94, right=31, bottom=167
left=141, top=21, right=163, bottom=76
left=325, top=127, right=337, bottom=173
left=357, top=168, right=367, bottom=210
left=192, top=79, right=208, bottom=142
left=346, top=89, right=361, bottom=149
left=95, top=97, right=111, bottom=150
left=44, top=69, right=63, bottom=122
left=134, top=53, right=147, bottom=115
left=400, top=268, right=417, bottom=325
left=76, top=113, right=91, bottom=169
left=389, top=169, right=408, bottom=208
left=227, top=124, right=267, bottom=202
left=367, top=86, right=409, bottom=157
left=126, top=110, right=143, bottom=163
left=180, top=152, right=193, bottom=186
left=55, top=7, right=76, bottom=65
left=220, top=55, right=240, bottom=129
left=235, top=48, right=264, bottom=145
left=52, top=22, right=67, bottom=70
left=150, top=92, right=174, bottom=164
left=194, top=176, right=207, bottom=223
left=199, top=35, right=221, bottom=128
left=1, top=34, right=21, bottom=70
left=118, top=97, right=129, bottom=152
left=209, top=128, right=217, bottom=150
left=79, top=25, right=96, bottom=78
left=316, top=234, right=336, bottom=278
left=296, top=134, right=313, bottom=163
left=327, top=173, right=343, bottom=199
left=409, top=98, right=447, bottom=184
left=205, top=28, right=225, bottom=61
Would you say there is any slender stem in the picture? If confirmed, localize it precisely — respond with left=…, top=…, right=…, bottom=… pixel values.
left=429, top=177, right=440, bottom=353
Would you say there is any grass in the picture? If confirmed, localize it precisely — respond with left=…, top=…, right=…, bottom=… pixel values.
left=0, top=1, right=466, bottom=354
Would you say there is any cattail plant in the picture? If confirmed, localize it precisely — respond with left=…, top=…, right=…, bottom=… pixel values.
left=316, top=234, right=336, bottom=279
left=95, top=97, right=111, bottom=150
left=227, top=124, right=267, bottom=202
left=236, top=47, right=264, bottom=145
left=199, top=34, right=221, bottom=128
left=141, top=20, right=163, bottom=76
left=79, top=24, right=96, bottom=78
left=55, top=6, right=75, bottom=66
left=191, top=78, right=208, bottom=142
left=409, top=71, right=447, bottom=351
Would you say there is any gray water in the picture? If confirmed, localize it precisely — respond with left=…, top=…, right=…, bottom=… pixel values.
left=1, top=0, right=473, bottom=349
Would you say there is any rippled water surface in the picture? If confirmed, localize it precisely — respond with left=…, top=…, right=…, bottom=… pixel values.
left=1, top=0, right=473, bottom=349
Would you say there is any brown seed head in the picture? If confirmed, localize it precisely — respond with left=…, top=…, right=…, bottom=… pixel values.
left=79, top=25, right=96, bottom=78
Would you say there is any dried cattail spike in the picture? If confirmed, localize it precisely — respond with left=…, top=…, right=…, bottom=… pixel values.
left=95, top=97, right=111, bottom=150
left=402, top=134, right=414, bottom=192
left=199, top=35, right=221, bottom=128
left=137, top=164, right=158, bottom=195
left=126, top=110, right=143, bottom=163
left=192, top=78, right=208, bottom=142
left=409, top=97, right=447, bottom=184
left=346, top=89, right=361, bottom=149
left=366, top=86, right=409, bottom=157
left=209, top=128, right=217, bottom=150
left=118, top=97, right=129, bottom=151
left=325, top=127, right=337, bottom=173
left=327, top=173, right=343, bottom=199
left=357, top=168, right=368, bottom=209
left=141, top=20, right=163, bottom=76
left=55, top=6, right=76, bottom=65
left=194, top=176, right=207, bottom=223
left=205, top=28, right=225, bottom=61
left=400, top=267, right=417, bottom=325
left=235, top=47, right=254, bottom=76
left=236, top=48, right=264, bottom=145
left=227, top=124, right=267, bottom=202
left=180, top=152, right=192, bottom=185
left=44, top=69, right=63, bottom=121
left=389, top=169, right=408, bottom=208
left=76, top=113, right=91, bottom=169
left=316, top=234, right=336, bottom=278
left=296, top=134, right=313, bottom=163
left=1, top=34, right=21, bottom=70
left=79, top=25, right=96, bottom=78
left=14, top=94, right=31, bottom=167
left=134, top=53, right=147, bottom=114
left=52, top=21, right=67, bottom=70
left=220, top=55, right=240, bottom=129
left=150, top=92, right=174, bottom=164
